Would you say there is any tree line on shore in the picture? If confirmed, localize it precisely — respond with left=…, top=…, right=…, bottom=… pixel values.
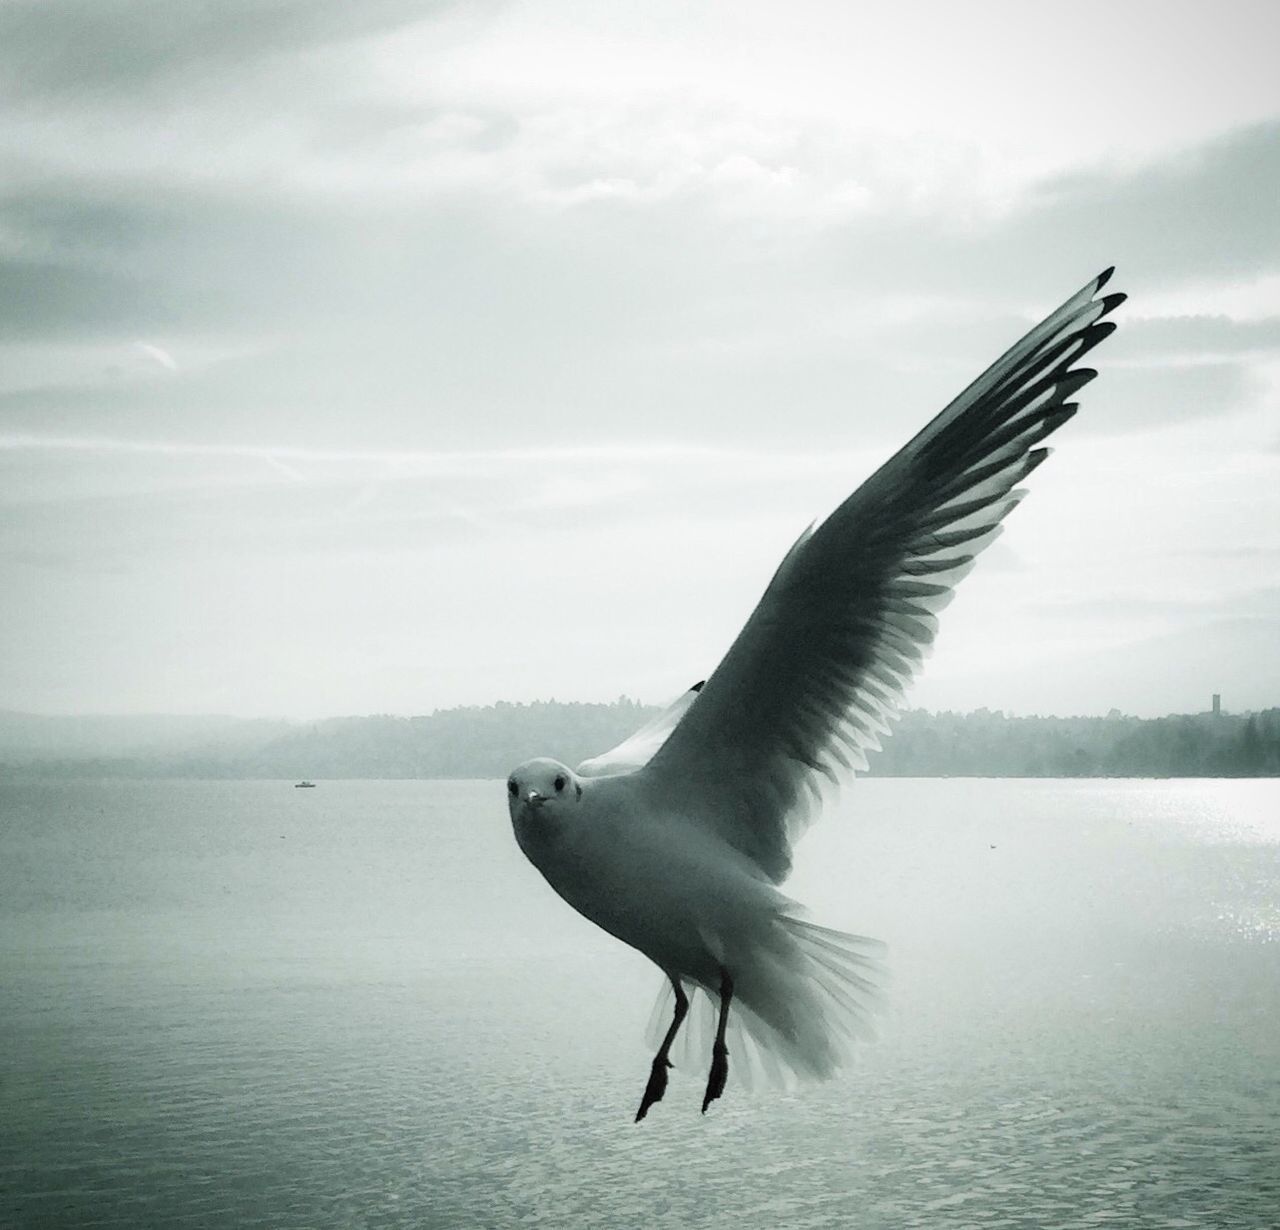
left=5, top=699, right=1278, bottom=779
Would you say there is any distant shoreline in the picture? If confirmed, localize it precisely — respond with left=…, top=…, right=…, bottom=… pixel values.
left=7, top=774, right=1277, bottom=783
left=2, top=702, right=1276, bottom=780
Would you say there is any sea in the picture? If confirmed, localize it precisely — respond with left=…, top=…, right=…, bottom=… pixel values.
left=2, top=778, right=1277, bottom=1229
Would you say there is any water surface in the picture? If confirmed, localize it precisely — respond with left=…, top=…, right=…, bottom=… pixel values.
left=2, top=778, right=1277, bottom=1228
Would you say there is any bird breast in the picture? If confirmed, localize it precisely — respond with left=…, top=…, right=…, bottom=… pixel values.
left=515, top=781, right=781, bottom=984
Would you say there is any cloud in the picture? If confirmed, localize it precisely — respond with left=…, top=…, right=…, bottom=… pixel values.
left=0, top=184, right=362, bottom=336
left=807, top=123, right=1280, bottom=303
left=1033, top=587, right=1280, bottom=621
left=0, top=254, right=147, bottom=339
left=1112, top=314, right=1280, bottom=360
left=1007, top=122, right=1280, bottom=287
left=0, top=431, right=891, bottom=596
left=0, top=1, right=473, bottom=103
left=1081, top=361, right=1263, bottom=433
left=0, top=173, right=1266, bottom=458
left=1178, top=546, right=1280, bottom=561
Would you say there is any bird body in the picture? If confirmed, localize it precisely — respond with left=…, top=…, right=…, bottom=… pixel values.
left=510, top=759, right=886, bottom=1099
left=513, top=764, right=789, bottom=989
left=506, top=269, right=1125, bottom=1118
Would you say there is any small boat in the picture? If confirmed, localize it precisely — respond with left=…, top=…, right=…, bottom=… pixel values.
left=294, top=780, right=317, bottom=788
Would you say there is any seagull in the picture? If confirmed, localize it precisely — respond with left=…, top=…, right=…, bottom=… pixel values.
left=506, top=268, right=1124, bottom=1121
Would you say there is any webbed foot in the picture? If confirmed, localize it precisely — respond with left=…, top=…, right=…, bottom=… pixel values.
left=701, top=1042, right=728, bottom=1114
left=635, top=1056, right=672, bottom=1122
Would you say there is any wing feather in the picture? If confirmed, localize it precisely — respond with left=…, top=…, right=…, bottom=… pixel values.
left=639, top=269, right=1124, bottom=881
left=576, top=682, right=705, bottom=777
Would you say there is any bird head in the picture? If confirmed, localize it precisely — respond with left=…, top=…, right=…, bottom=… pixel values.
left=507, top=757, right=582, bottom=828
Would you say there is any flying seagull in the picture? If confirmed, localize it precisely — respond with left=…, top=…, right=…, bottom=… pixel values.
left=506, top=268, right=1124, bottom=1120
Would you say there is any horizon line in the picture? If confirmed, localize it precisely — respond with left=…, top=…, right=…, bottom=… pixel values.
left=2, top=701, right=1270, bottom=724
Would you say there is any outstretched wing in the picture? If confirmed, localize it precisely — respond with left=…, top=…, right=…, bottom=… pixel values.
left=577, top=682, right=705, bottom=777
left=641, top=268, right=1124, bottom=882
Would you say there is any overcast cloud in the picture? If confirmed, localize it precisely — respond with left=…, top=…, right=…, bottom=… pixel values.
left=2, top=0, right=1278, bottom=718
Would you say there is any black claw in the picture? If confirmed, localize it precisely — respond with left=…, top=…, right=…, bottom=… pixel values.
left=635, top=1056, right=671, bottom=1123
left=701, top=1043, right=728, bottom=1114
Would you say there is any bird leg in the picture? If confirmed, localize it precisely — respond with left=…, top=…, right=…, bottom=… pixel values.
left=701, top=967, right=734, bottom=1114
left=635, top=975, right=689, bottom=1122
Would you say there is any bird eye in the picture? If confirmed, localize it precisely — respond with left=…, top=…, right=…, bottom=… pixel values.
left=507, top=780, right=518, bottom=797
left=554, top=775, right=566, bottom=793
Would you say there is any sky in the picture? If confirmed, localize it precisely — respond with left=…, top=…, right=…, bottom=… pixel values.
left=2, top=0, right=1279, bottom=720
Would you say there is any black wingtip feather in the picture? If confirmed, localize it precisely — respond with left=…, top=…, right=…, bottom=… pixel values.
left=691, top=680, right=705, bottom=692
left=1097, top=266, right=1116, bottom=290
left=1056, top=368, right=1098, bottom=399
left=1069, top=322, right=1117, bottom=366
left=1099, top=292, right=1126, bottom=317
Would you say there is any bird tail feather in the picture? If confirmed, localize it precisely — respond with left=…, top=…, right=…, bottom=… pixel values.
left=645, top=915, right=889, bottom=1094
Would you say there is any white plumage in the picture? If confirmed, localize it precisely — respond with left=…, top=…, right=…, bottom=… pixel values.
left=506, top=269, right=1124, bottom=1120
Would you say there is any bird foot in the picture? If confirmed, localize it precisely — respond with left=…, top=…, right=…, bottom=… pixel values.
left=635, top=1056, right=672, bottom=1123
left=701, top=1042, right=728, bottom=1114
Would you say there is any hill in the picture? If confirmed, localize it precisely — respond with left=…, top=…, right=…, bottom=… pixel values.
left=2, top=701, right=1277, bottom=779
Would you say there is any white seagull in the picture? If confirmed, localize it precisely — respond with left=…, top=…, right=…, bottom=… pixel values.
left=507, top=268, right=1124, bottom=1121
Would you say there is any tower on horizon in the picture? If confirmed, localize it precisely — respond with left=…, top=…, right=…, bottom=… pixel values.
left=1212, top=693, right=1222, bottom=716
